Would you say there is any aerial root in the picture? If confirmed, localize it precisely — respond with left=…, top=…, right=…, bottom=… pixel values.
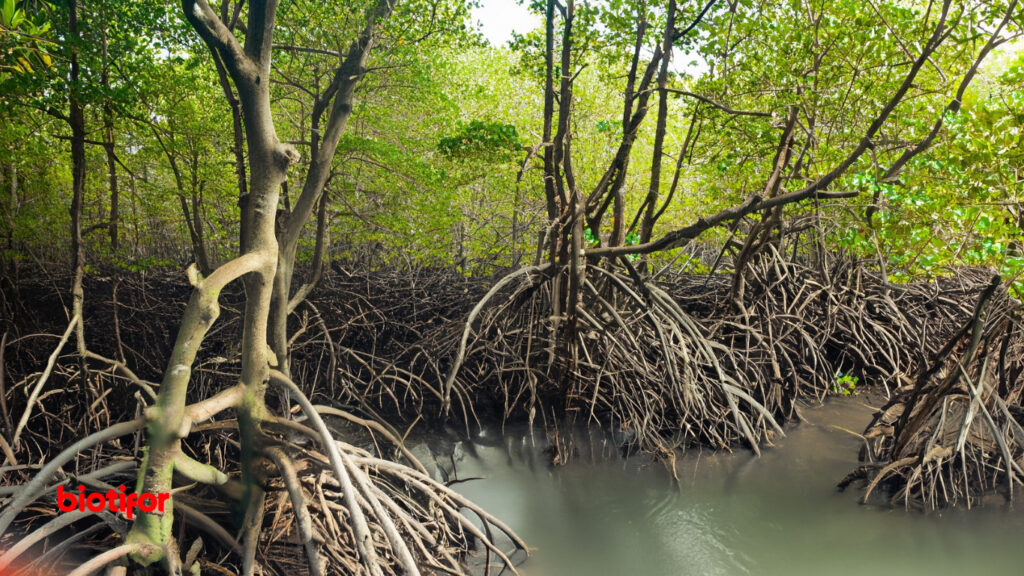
left=414, top=247, right=993, bottom=459
left=0, top=370, right=523, bottom=575
left=851, top=275, right=1024, bottom=508
left=256, top=368, right=528, bottom=569
left=434, top=258, right=793, bottom=456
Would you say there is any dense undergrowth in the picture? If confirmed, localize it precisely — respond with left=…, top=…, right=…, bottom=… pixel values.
left=5, top=241, right=1024, bottom=523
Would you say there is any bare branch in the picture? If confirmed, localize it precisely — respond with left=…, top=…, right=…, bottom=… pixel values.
left=663, top=88, right=771, bottom=117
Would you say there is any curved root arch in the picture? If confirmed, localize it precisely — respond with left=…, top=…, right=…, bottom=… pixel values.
left=849, top=277, right=1024, bottom=509
left=0, top=373, right=525, bottom=576
left=439, top=260, right=787, bottom=455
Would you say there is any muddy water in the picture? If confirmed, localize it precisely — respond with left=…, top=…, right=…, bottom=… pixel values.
left=440, top=399, right=1024, bottom=576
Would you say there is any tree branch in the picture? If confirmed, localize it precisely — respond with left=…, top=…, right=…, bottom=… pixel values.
left=182, top=0, right=256, bottom=85
left=589, top=0, right=959, bottom=259
left=662, top=88, right=771, bottom=117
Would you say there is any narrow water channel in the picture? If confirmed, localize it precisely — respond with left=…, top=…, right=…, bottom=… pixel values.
left=439, top=399, right=1024, bottom=575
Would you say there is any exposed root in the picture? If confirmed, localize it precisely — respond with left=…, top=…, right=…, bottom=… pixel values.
left=850, top=276, right=1024, bottom=508
left=398, top=245, right=1001, bottom=460
left=0, top=366, right=524, bottom=576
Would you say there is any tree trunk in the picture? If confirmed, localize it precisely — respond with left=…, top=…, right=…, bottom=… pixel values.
left=68, top=0, right=86, bottom=358
left=209, top=37, right=249, bottom=255
left=153, top=127, right=213, bottom=275
left=127, top=2, right=394, bottom=572
left=127, top=3, right=296, bottom=571
left=541, top=0, right=558, bottom=239
left=5, top=164, right=17, bottom=277
left=103, top=106, right=119, bottom=251
left=178, top=193, right=212, bottom=275
left=268, top=0, right=394, bottom=385
left=640, top=0, right=676, bottom=245
left=101, top=24, right=119, bottom=251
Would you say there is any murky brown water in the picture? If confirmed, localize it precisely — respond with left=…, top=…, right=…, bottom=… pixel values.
left=440, top=399, right=1024, bottom=575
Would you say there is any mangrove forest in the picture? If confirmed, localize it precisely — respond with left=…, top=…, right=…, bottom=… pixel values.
left=3, top=0, right=1024, bottom=574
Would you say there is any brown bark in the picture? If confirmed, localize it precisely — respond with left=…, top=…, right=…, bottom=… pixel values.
left=542, top=0, right=558, bottom=232
left=586, top=24, right=666, bottom=238
left=640, top=0, right=677, bottom=245
left=210, top=50, right=250, bottom=254
left=68, top=0, right=86, bottom=358
left=4, top=164, right=16, bottom=277
left=101, top=26, right=119, bottom=251
left=587, top=1, right=956, bottom=261
left=610, top=5, right=650, bottom=249
left=103, top=105, right=119, bottom=251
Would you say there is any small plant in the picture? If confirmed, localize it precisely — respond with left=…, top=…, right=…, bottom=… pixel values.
left=833, top=371, right=859, bottom=396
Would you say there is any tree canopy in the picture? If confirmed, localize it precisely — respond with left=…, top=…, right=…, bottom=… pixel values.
left=0, top=0, right=1020, bottom=289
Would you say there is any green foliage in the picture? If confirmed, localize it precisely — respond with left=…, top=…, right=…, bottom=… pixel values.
left=2, top=0, right=1024, bottom=286
left=0, top=0, right=53, bottom=79
left=595, top=119, right=621, bottom=134
left=827, top=45, right=1024, bottom=294
left=438, top=120, right=521, bottom=158
left=833, top=372, right=859, bottom=396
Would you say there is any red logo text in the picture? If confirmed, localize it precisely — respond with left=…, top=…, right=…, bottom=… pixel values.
left=56, top=485, right=169, bottom=519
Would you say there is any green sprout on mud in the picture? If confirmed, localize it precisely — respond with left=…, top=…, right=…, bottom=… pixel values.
left=833, top=372, right=859, bottom=396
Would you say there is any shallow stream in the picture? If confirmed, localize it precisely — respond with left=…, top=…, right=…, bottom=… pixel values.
left=433, top=399, right=1024, bottom=575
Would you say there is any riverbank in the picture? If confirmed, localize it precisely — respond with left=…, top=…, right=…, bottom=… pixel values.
left=446, top=397, right=1024, bottom=575
left=3, top=258, right=1024, bottom=574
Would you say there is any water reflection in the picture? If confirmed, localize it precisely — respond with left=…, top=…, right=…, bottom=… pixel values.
left=441, top=400, right=1024, bottom=576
